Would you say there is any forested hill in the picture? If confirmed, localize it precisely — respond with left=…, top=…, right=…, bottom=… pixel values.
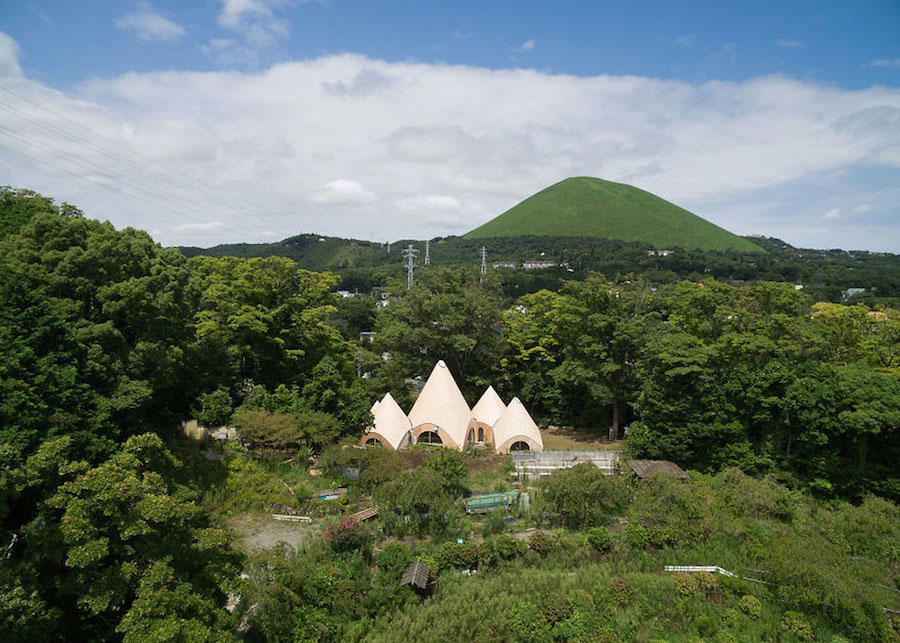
left=181, top=232, right=900, bottom=306
left=464, top=176, right=765, bottom=253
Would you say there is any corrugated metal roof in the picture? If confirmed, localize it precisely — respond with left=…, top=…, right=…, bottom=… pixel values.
left=627, top=460, right=688, bottom=479
left=401, top=560, right=431, bottom=590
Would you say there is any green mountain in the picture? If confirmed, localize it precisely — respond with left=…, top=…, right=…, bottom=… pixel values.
left=464, top=176, right=764, bottom=253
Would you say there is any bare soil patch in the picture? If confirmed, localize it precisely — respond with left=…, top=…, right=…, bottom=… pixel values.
left=227, top=513, right=320, bottom=552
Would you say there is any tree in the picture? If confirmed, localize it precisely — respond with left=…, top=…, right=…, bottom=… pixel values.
left=195, top=389, right=233, bottom=428
left=374, top=267, right=504, bottom=398
left=375, top=468, right=453, bottom=535
left=231, top=409, right=303, bottom=449
left=539, top=463, right=629, bottom=529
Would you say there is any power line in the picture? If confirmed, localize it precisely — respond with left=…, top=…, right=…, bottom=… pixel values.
left=0, top=87, right=303, bottom=237
left=0, top=126, right=264, bottom=239
left=0, top=87, right=272, bottom=217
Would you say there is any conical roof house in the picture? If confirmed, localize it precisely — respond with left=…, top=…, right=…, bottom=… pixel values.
left=407, top=360, right=471, bottom=451
left=491, top=397, right=543, bottom=454
left=468, top=386, right=506, bottom=446
left=360, top=392, right=412, bottom=451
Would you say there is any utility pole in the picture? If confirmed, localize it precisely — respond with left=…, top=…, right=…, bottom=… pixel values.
left=402, top=244, right=419, bottom=290
left=479, top=246, right=487, bottom=282
left=424, top=239, right=431, bottom=266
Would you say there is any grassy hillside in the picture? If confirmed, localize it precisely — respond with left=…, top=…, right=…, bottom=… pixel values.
left=465, top=176, right=765, bottom=253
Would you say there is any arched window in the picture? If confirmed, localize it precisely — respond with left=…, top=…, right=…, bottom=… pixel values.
left=365, top=437, right=382, bottom=446
left=419, top=431, right=442, bottom=446
left=468, top=429, right=475, bottom=443
left=510, top=440, right=530, bottom=452
left=477, top=427, right=485, bottom=442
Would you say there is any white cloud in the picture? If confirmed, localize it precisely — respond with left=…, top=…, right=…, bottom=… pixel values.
left=115, top=6, right=186, bottom=42
left=512, top=39, right=535, bottom=53
left=218, top=0, right=269, bottom=28
left=868, top=58, right=900, bottom=68
left=173, top=221, right=226, bottom=232
left=674, top=34, right=696, bottom=48
left=853, top=203, right=873, bottom=214
left=775, top=39, right=803, bottom=49
left=823, top=208, right=841, bottom=220
left=1, top=53, right=899, bottom=250
left=0, top=31, right=23, bottom=77
left=312, top=179, right=377, bottom=206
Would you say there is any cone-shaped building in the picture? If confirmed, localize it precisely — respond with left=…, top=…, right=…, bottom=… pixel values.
left=360, top=392, right=412, bottom=451
left=407, top=360, right=471, bottom=450
left=491, top=397, right=544, bottom=454
left=468, top=385, right=506, bottom=446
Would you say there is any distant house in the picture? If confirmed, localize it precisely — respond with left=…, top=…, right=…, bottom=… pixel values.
left=492, top=261, right=517, bottom=269
left=843, top=287, right=866, bottom=300
left=522, top=260, right=556, bottom=270
left=647, top=250, right=675, bottom=257
left=360, top=331, right=376, bottom=343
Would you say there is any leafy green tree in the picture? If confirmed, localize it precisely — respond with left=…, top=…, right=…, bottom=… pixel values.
left=375, top=468, right=453, bottom=535
left=539, top=463, right=629, bottom=529
left=424, top=448, right=468, bottom=493
left=195, top=388, right=233, bottom=428
left=231, top=408, right=303, bottom=448
left=0, top=265, right=104, bottom=453
left=0, top=186, right=82, bottom=237
left=374, top=267, right=504, bottom=397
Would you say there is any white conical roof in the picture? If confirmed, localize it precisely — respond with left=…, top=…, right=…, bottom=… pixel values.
left=364, top=392, right=412, bottom=450
left=471, top=386, right=506, bottom=427
left=407, top=360, right=471, bottom=450
left=492, top=397, right=543, bottom=454
left=370, top=399, right=381, bottom=415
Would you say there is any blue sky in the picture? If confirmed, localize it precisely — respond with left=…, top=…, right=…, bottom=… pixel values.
left=1, top=1, right=899, bottom=250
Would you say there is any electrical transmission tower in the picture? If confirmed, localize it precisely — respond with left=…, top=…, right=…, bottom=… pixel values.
left=479, top=246, right=487, bottom=282
left=424, top=239, right=431, bottom=266
left=402, top=244, right=419, bottom=290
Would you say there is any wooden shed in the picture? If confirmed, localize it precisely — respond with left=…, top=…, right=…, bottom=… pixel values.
left=401, top=560, right=431, bottom=593
left=627, top=460, right=689, bottom=479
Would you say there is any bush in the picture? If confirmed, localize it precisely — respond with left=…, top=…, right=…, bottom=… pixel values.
left=491, top=534, right=526, bottom=560
left=528, top=532, right=558, bottom=556
left=481, top=511, right=507, bottom=538
left=738, top=594, right=761, bottom=619
left=424, top=449, right=468, bottom=492
left=374, top=542, right=413, bottom=575
left=359, top=447, right=403, bottom=491
left=539, top=463, right=630, bottom=529
left=195, top=388, right=233, bottom=427
left=781, top=611, right=814, bottom=641
left=586, top=526, right=614, bottom=552
left=375, top=468, right=453, bottom=536
left=609, top=578, right=634, bottom=606
left=323, top=518, right=371, bottom=555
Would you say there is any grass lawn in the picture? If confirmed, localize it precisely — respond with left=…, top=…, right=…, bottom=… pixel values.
left=539, top=425, right=622, bottom=451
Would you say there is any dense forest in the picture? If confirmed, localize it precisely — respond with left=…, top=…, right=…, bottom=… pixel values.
left=2, top=186, right=898, bottom=641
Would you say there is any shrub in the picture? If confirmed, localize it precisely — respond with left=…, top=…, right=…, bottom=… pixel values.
left=738, top=594, right=761, bottom=619
left=374, top=468, right=452, bottom=536
left=586, top=526, right=614, bottom=552
left=491, top=534, right=526, bottom=560
left=424, top=449, right=468, bottom=492
left=609, top=578, right=634, bottom=606
left=358, top=447, right=403, bottom=491
left=374, top=542, right=412, bottom=575
left=322, top=518, right=371, bottom=555
left=528, top=532, right=558, bottom=556
left=780, top=611, right=814, bottom=641
left=195, top=388, right=233, bottom=427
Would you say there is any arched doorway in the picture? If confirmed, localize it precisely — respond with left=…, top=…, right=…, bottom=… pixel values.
left=468, top=429, right=475, bottom=443
left=510, top=440, right=530, bottom=452
left=419, top=431, right=443, bottom=446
